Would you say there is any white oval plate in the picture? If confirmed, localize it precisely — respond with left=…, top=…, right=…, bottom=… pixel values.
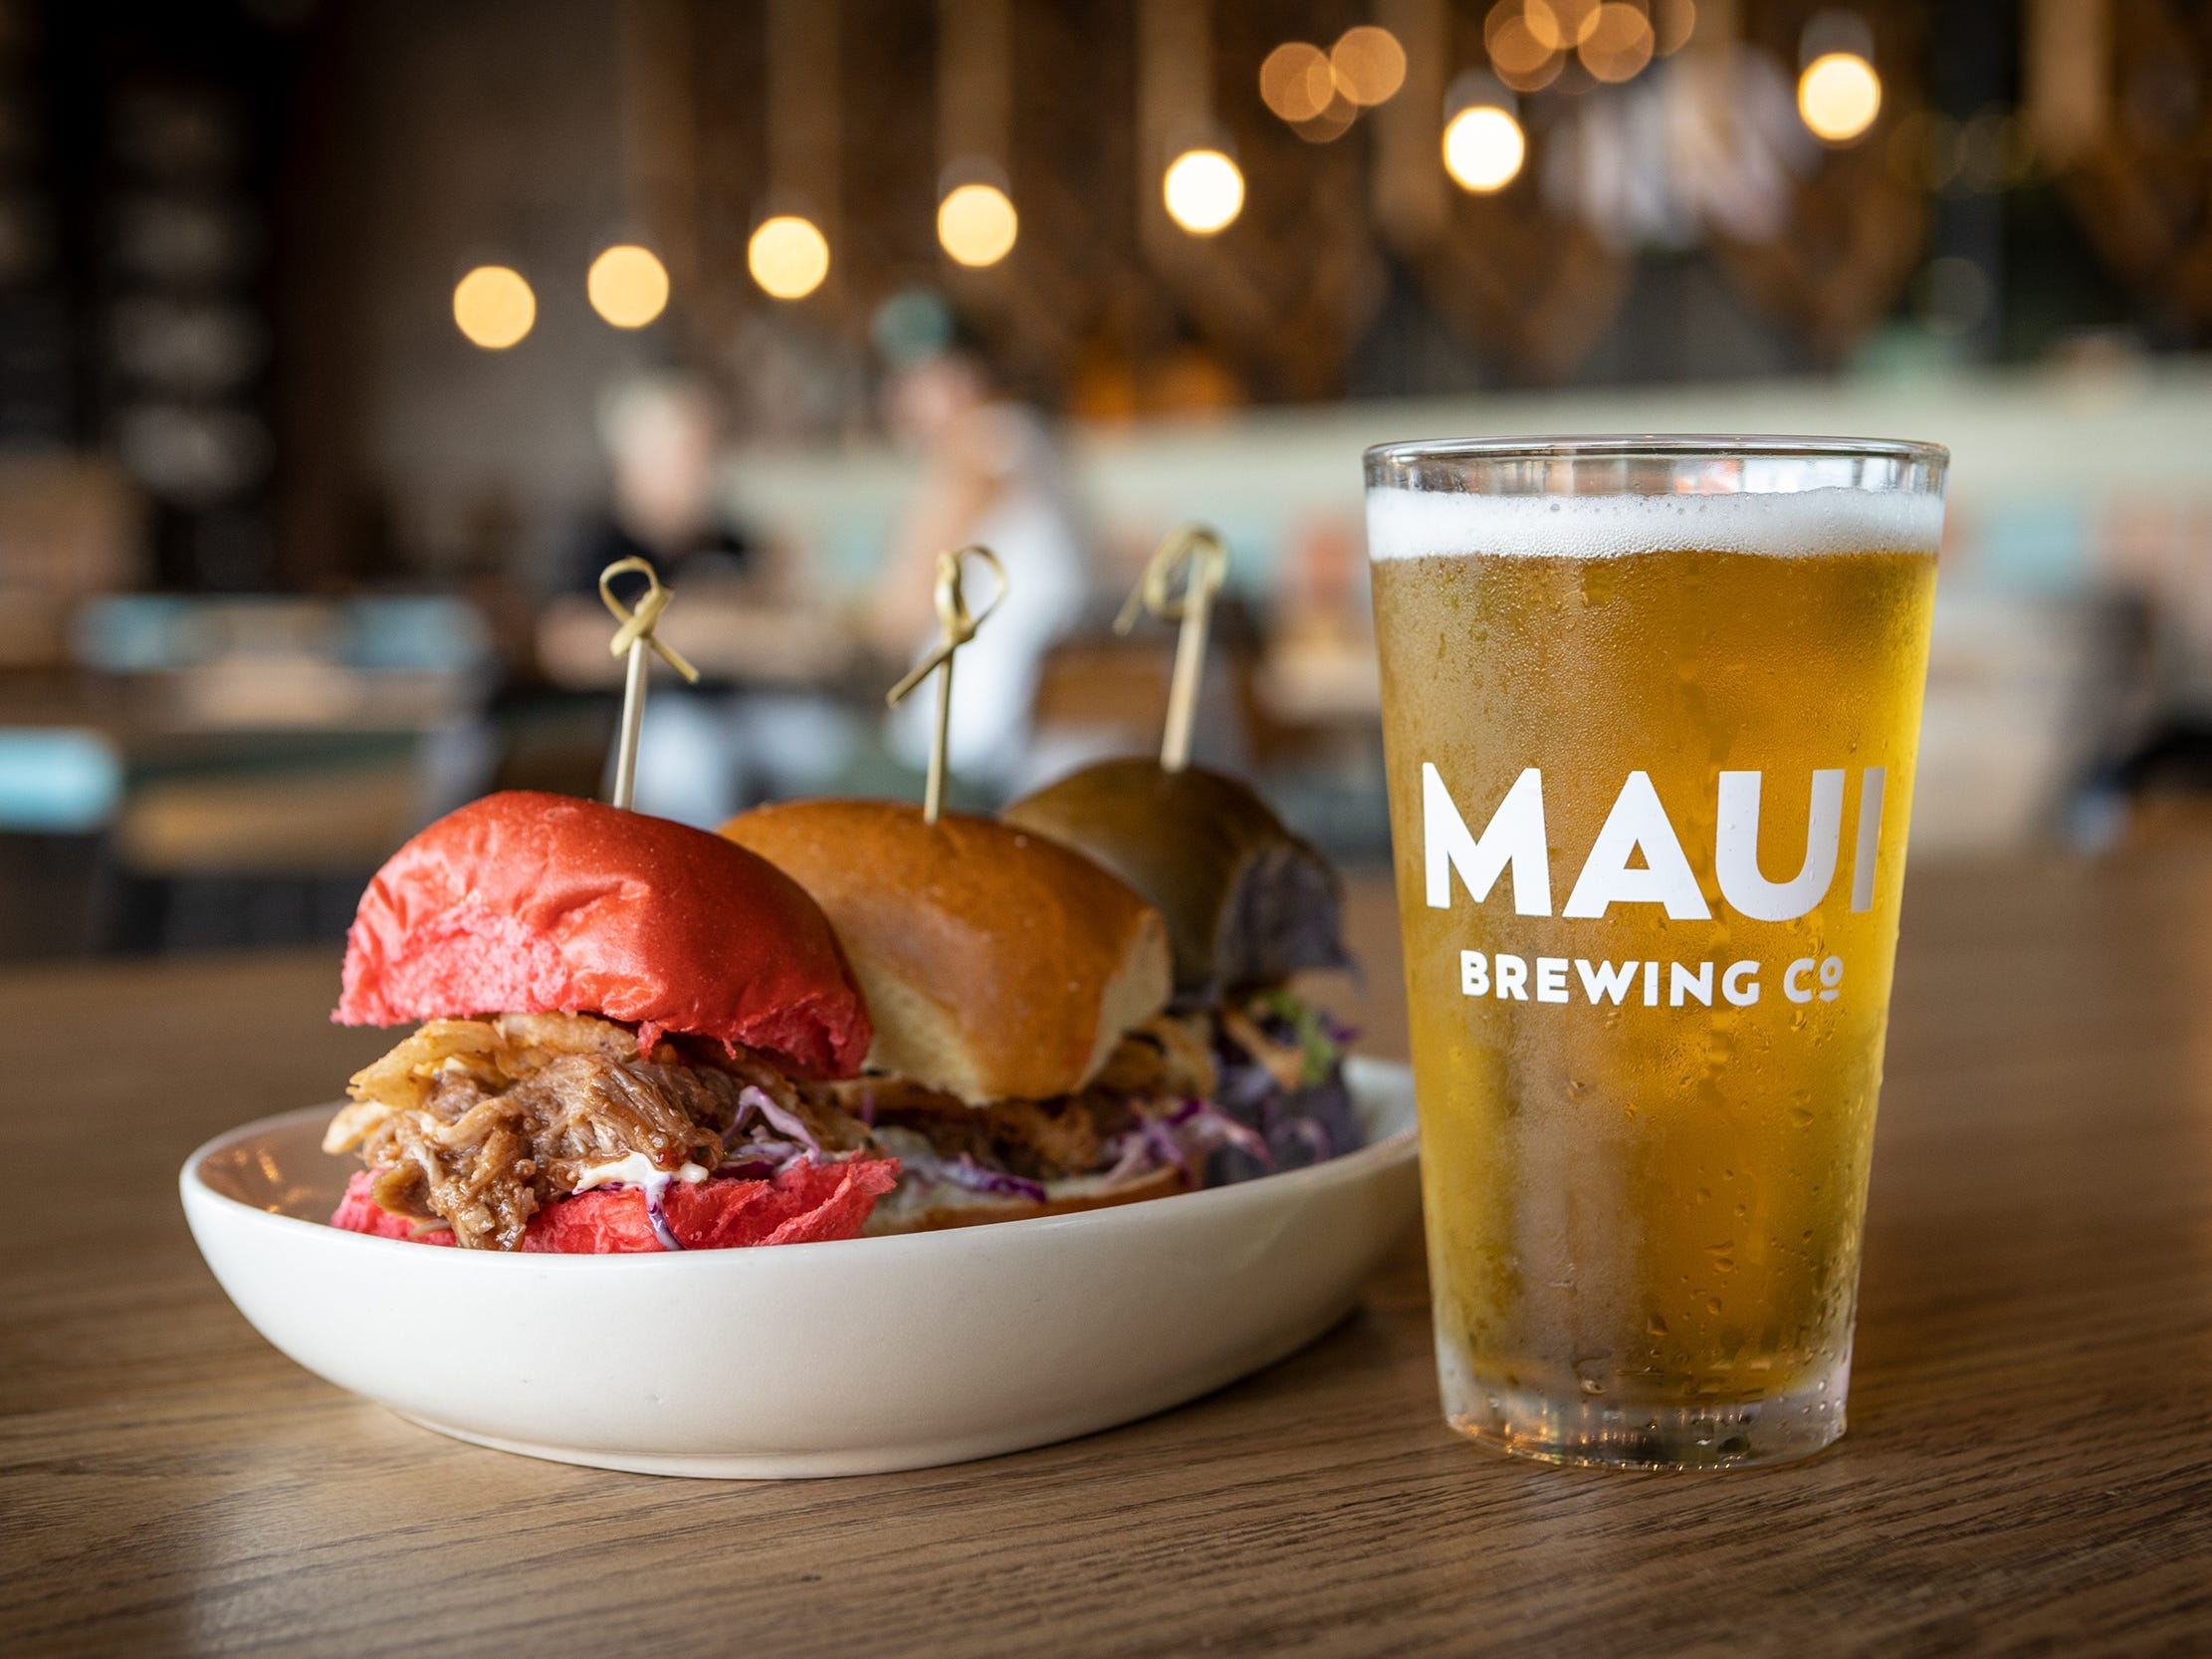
left=182, top=1059, right=1419, bottom=1478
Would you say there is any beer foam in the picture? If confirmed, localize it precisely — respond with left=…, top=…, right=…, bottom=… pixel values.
left=1365, top=486, right=1944, bottom=561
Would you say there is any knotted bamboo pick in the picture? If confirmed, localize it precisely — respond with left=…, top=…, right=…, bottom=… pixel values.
left=598, top=555, right=701, bottom=811
left=1114, top=522, right=1228, bottom=773
left=886, top=544, right=1004, bottom=824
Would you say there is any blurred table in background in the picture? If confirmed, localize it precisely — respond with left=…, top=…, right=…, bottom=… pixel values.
left=62, top=593, right=494, bottom=733
left=0, top=592, right=498, bottom=877
left=4, top=852, right=2209, bottom=1656
left=0, top=592, right=623, bottom=955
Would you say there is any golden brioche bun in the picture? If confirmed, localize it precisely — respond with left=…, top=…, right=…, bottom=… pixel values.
left=719, top=800, right=1172, bottom=1105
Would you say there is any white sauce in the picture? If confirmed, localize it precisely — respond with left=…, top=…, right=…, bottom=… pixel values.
left=569, top=1152, right=711, bottom=1195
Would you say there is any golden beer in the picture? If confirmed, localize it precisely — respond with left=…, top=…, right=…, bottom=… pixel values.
left=1365, top=439, right=1945, bottom=1469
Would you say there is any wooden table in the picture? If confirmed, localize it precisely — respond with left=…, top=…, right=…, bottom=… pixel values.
left=5, top=852, right=2211, bottom=1656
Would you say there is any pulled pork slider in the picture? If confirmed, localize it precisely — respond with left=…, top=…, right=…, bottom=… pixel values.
left=720, top=799, right=1269, bottom=1232
left=1001, top=759, right=1362, bottom=1182
left=325, top=791, right=898, bottom=1252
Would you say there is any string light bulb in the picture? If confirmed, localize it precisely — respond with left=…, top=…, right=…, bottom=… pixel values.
left=1163, top=148, right=1244, bottom=235
left=937, top=182, right=1018, bottom=268
left=1442, top=106, right=1527, bottom=192
left=1798, top=51, right=1881, bottom=143
left=586, top=245, right=670, bottom=328
left=1329, top=26, right=1406, bottom=107
left=1260, top=42, right=1335, bottom=123
left=452, top=265, right=536, bottom=350
left=1654, top=0, right=1696, bottom=54
left=1578, top=2, right=1655, bottom=82
left=1521, top=0, right=1597, bottom=50
left=747, top=215, right=830, bottom=300
left=1485, top=2, right=1566, bottom=93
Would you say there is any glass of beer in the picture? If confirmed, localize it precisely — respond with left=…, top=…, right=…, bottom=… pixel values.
left=1365, top=436, right=1947, bottom=1470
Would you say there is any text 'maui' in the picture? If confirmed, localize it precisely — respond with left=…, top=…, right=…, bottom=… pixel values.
left=1423, top=764, right=1883, bottom=1013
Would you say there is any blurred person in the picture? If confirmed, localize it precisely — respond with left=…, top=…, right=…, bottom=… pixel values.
left=562, top=372, right=855, bottom=827
left=869, top=302, right=1087, bottom=794
left=564, top=372, right=757, bottom=593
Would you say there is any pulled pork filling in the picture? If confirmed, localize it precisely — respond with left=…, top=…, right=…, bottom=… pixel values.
left=799, top=989, right=1360, bottom=1226
left=804, top=1010, right=1217, bottom=1183
left=325, top=1012, right=868, bottom=1250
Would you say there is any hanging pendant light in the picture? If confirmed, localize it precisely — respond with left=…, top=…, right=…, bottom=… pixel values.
left=937, top=0, right=1019, bottom=268
left=754, top=0, right=839, bottom=301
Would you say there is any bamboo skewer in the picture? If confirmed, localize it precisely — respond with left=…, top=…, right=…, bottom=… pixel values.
left=1115, top=522, right=1228, bottom=773
left=886, top=544, right=1004, bottom=824
left=597, top=555, right=701, bottom=811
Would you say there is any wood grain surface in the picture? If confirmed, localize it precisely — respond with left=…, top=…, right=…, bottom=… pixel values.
left=4, top=853, right=2211, bottom=1658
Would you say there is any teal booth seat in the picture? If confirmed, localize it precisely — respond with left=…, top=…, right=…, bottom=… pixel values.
left=0, top=730, right=123, bottom=833
left=69, top=594, right=491, bottom=674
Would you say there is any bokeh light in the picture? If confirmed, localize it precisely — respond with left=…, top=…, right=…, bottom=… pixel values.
left=452, top=265, right=535, bottom=350
left=1521, top=0, right=1598, bottom=51
left=938, top=182, right=1018, bottom=268
left=1260, top=42, right=1336, bottom=123
left=747, top=215, right=830, bottom=300
left=1330, top=26, right=1407, bottom=107
left=1799, top=52, right=1882, bottom=143
left=585, top=245, right=669, bottom=329
left=1163, top=148, right=1244, bottom=235
left=1578, top=2, right=1655, bottom=83
left=1442, top=107, right=1527, bottom=193
left=1485, top=4, right=1566, bottom=93
left=1654, top=0, right=1696, bottom=54
left=1292, top=96, right=1359, bottom=144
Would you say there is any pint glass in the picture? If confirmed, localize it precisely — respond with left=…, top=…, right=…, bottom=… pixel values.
left=1365, top=436, right=1947, bottom=1470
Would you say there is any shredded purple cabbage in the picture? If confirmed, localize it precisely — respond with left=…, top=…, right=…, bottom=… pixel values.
left=643, top=1176, right=683, bottom=1251
left=1199, top=998, right=1363, bottom=1186
left=1170, top=1098, right=1274, bottom=1165
left=734, top=1085, right=822, bottom=1154
left=1089, top=1099, right=1278, bottom=1193
left=713, top=1157, right=779, bottom=1181
left=889, top=1142, right=1049, bottom=1203
left=1098, top=1130, right=1157, bottom=1185
left=710, top=1132, right=823, bottom=1184
left=936, top=1152, right=1048, bottom=1203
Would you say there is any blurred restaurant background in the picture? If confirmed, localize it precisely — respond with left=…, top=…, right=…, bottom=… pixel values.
left=0, top=0, right=2208, bottom=958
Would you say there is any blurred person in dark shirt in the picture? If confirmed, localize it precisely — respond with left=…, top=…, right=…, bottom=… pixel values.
left=569, top=372, right=857, bottom=826
left=564, top=372, right=756, bottom=594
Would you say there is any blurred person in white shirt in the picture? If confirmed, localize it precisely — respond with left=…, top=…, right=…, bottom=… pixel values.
left=868, top=300, right=1088, bottom=795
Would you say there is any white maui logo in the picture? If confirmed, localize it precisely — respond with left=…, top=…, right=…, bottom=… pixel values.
left=1422, top=764, right=1887, bottom=923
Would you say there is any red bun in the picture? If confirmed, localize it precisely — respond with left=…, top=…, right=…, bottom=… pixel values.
left=335, top=792, right=872, bottom=1076
left=331, top=1160, right=899, bottom=1253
